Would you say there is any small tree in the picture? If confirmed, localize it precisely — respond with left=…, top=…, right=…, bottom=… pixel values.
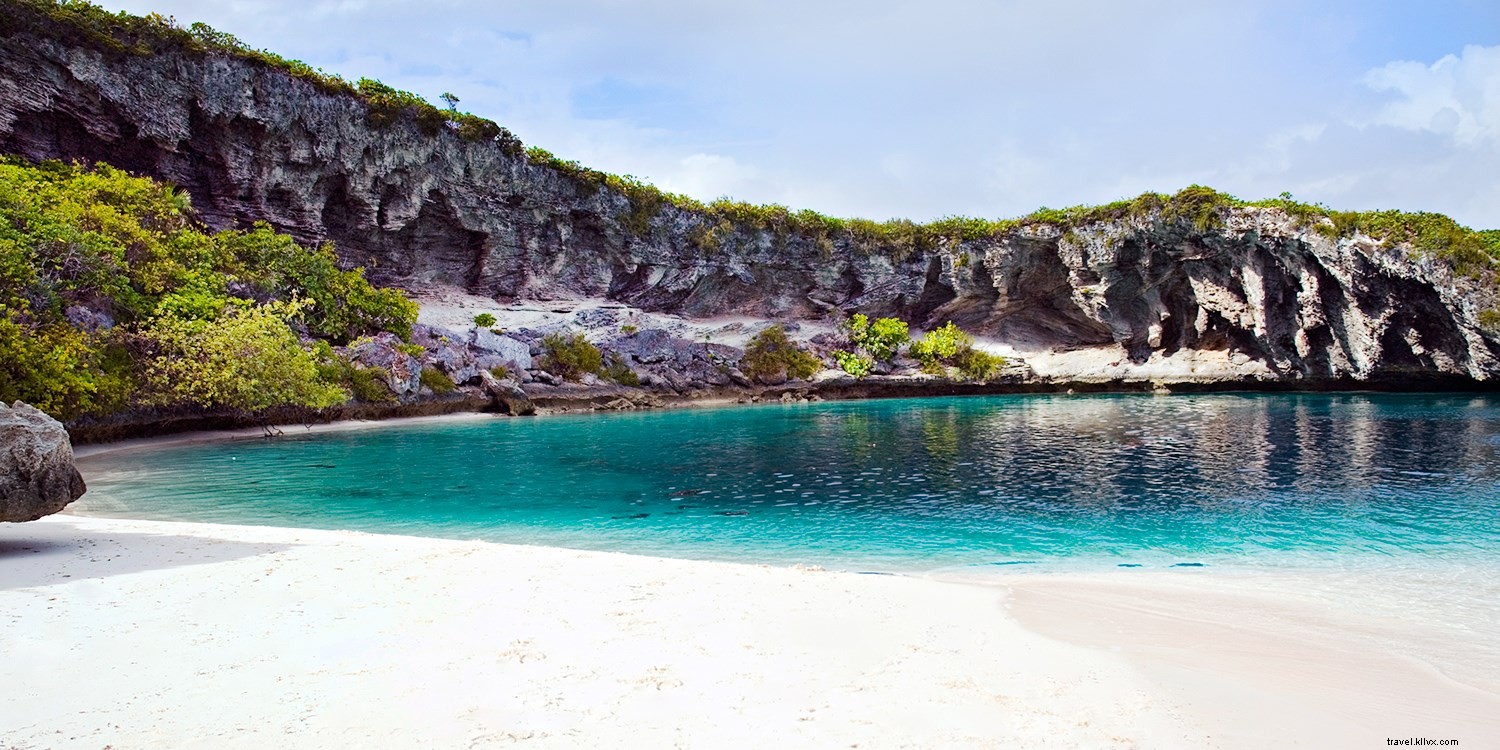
left=440, top=92, right=460, bottom=111
left=473, top=312, right=497, bottom=328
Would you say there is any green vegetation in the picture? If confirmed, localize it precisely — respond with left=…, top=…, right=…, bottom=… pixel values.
left=488, top=364, right=509, bottom=380
left=314, top=347, right=395, bottom=403
left=0, top=157, right=416, bottom=419
left=472, top=312, right=497, bottom=328
left=140, top=300, right=346, bottom=411
left=911, top=322, right=1004, bottom=381
left=952, top=346, right=1003, bottom=381
left=620, top=324, right=639, bottom=335
left=739, top=325, right=821, bottom=383
left=604, top=352, right=641, bottom=386
left=832, top=350, right=874, bottom=379
left=539, top=332, right=604, bottom=381
left=843, top=314, right=910, bottom=362
left=419, top=366, right=456, bottom=394
left=830, top=314, right=908, bottom=379
left=1, top=0, right=522, bottom=150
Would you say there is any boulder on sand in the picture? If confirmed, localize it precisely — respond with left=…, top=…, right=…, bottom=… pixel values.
left=1, top=401, right=87, bottom=522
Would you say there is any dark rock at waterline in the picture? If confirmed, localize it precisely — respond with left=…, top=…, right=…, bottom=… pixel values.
left=1, top=402, right=87, bottom=522
left=1171, top=562, right=1207, bottom=568
left=611, top=513, right=651, bottom=520
left=670, top=489, right=708, bottom=497
left=717, top=510, right=749, bottom=516
left=479, top=370, right=535, bottom=416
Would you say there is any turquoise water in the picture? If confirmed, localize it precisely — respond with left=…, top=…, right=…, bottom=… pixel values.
left=76, top=393, right=1500, bottom=574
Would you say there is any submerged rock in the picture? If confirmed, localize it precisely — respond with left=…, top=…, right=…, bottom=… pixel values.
left=1, top=402, right=87, bottom=522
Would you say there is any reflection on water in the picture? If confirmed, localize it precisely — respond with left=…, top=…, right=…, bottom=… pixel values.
left=78, top=393, right=1500, bottom=572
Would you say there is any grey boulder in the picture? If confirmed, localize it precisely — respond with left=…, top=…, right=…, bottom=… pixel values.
left=1, top=401, right=87, bottom=522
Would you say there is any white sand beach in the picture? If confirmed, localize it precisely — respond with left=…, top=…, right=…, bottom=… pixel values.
left=3, top=515, right=1497, bottom=749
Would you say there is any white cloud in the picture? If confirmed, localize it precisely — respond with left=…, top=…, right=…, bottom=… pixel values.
left=658, top=154, right=761, bottom=202
left=1363, top=45, right=1500, bottom=148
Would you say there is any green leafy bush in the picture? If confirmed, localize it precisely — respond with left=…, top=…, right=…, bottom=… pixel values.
left=540, top=332, right=604, bottom=381
left=953, top=346, right=1003, bottom=381
left=843, top=314, right=909, bottom=362
left=489, top=364, right=509, bottom=380
left=0, top=157, right=417, bottom=419
left=313, top=346, right=395, bottom=404
left=832, top=350, right=874, bottom=378
left=473, top=312, right=497, bottom=328
left=911, top=322, right=968, bottom=370
left=140, top=301, right=346, bottom=411
left=740, top=324, right=821, bottom=383
left=0, top=304, right=131, bottom=419
left=395, top=342, right=424, bottom=357
left=419, top=366, right=456, bottom=394
left=911, top=322, right=1004, bottom=380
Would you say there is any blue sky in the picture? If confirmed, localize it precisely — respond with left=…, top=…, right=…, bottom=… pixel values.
left=106, top=1, right=1500, bottom=227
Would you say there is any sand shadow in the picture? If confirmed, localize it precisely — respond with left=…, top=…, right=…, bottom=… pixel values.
left=0, top=519, right=293, bottom=591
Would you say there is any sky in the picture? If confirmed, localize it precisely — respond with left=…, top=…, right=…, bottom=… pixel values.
left=105, top=0, right=1500, bottom=228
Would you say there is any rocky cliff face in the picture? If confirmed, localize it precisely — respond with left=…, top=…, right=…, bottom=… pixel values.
left=3, top=25, right=1498, bottom=385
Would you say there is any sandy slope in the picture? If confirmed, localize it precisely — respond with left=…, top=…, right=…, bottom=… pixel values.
left=3, top=516, right=1497, bottom=749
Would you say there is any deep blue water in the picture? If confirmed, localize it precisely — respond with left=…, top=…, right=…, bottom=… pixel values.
left=75, top=393, right=1500, bottom=574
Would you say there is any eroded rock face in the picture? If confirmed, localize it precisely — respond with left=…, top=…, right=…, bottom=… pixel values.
left=1, top=402, right=87, bottom=522
left=2, top=27, right=1498, bottom=384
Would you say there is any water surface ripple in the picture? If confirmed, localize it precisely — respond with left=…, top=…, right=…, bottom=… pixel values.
left=78, top=393, right=1500, bottom=573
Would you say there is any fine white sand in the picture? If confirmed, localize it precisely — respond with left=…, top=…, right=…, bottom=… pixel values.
left=3, top=516, right=1497, bottom=749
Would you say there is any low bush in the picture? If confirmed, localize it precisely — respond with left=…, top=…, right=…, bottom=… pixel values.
left=953, top=346, right=1003, bottom=381
left=604, top=352, right=640, bottom=386
left=540, top=332, right=604, bottom=381
left=419, top=366, right=456, bottom=394
left=740, top=325, right=821, bottom=383
left=910, top=322, right=968, bottom=370
left=843, top=314, right=909, bottom=362
left=832, top=350, right=874, bottom=379
left=911, top=322, right=1004, bottom=381
left=473, top=313, right=497, bottom=328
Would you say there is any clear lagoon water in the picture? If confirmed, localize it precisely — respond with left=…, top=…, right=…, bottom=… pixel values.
left=75, top=393, right=1500, bottom=577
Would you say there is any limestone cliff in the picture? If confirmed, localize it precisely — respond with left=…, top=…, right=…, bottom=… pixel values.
left=3, top=8, right=1497, bottom=386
